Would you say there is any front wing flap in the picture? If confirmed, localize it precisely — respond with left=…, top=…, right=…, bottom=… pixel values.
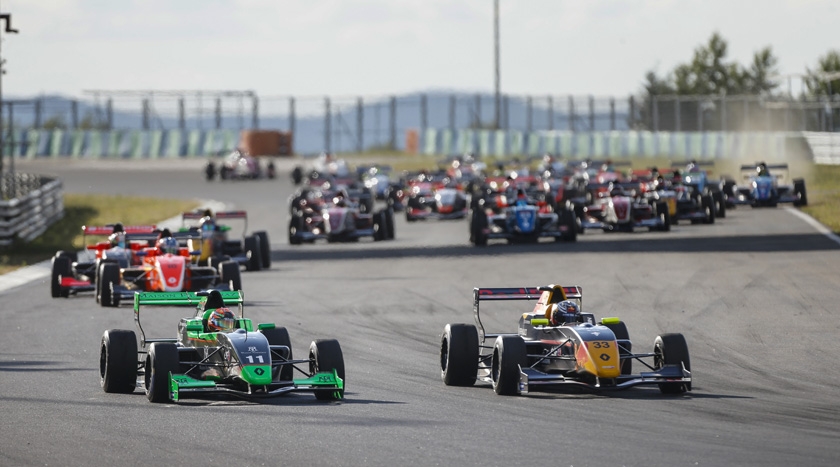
left=518, top=364, right=690, bottom=394
left=169, top=369, right=344, bottom=402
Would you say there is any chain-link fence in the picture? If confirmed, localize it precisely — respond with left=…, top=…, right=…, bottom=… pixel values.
left=2, top=93, right=839, bottom=154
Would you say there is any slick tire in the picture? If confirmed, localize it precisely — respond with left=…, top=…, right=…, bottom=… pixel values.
left=288, top=215, right=304, bottom=245
left=244, top=235, right=262, bottom=271
left=470, top=208, right=489, bottom=246
left=385, top=208, right=395, bottom=240
left=100, top=329, right=138, bottom=394
left=220, top=260, right=242, bottom=291
left=440, top=324, right=479, bottom=386
left=602, top=321, right=632, bottom=375
left=654, top=333, right=692, bottom=394
left=51, top=255, right=72, bottom=298
left=254, top=231, right=271, bottom=269
left=492, top=335, right=526, bottom=396
left=262, top=327, right=294, bottom=381
left=309, top=339, right=345, bottom=401
left=99, top=263, right=120, bottom=308
left=145, top=342, right=180, bottom=403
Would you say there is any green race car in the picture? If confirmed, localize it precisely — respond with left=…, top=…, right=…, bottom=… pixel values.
left=99, top=290, right=344, bottom=403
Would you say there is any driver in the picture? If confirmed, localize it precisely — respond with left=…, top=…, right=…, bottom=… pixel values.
left=157, top=236, right=180, bottom=255
left=756, top=162, right=770, bottom=177
left=108, top=231, right=126, bottom=249
left=550, top=300, right=581, bottom=325
left=206, top=307, right=236, bottom=332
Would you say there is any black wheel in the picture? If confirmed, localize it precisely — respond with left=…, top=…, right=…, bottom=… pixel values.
left=385, top=208, right=395, bottom=240
left=205, top=162, right=216, bottom=181
left=602, top=321, right=632, bottom=375
left=470, top=208, right=489, bottom=246
left=262, top=327, right=293, bottom=381
left=654, top=333, right=691, bottom=394
left=220, top=165, right=230, bottom=180
left=309, top=339, right=345, bottom=401
left=254, top=231, right=271, bottom=269
left=145, top=342, right=180, bottom=403
left=288, top=215, right=304, bottom=245
left=244, top=235, right=262, bottom=271
left=492, top=335, right=526, bottom=395
left=51, top=255, right=72, bottom=298
left=656, top=202, right=671, bottom=232
left=701, top=195, right=715, bottom=224
left=292, top=166, right=303, bottom=185
left=100, top=329, right=137, bottom=394
left=712, top=191, right=726, bottom=218
left=99, top=263, right=120, bottom=308
left=220, top=260, right=242, bottom=291
left=794, top=179, right=808, bottom=207
left=373, top=211, right=386, bottom=241
left=559, top=209, right=577, bottom=242
left=267, top=162, right=276, bottom=179
left=440, top=324, right=479, bottom=386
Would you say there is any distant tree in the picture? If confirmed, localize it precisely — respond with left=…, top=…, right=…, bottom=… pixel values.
left=41, top=116, right=66, bottom=130
left=804, top=50, right=840, bottom=97
left=79, top=111, right=109, bottom=131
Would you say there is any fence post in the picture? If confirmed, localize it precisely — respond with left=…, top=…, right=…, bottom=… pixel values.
left=675, top=97, right=680, bottom=132
left=324, top=97, right=331, bottom=153
left=568, top=96, right=575, bottom=132
left=548, top=96, right=554, bottom=131
left=289, top=97, right=296, bottom=137
left=142, top=98, right=150, bottom=130
left=178, top=98, right=186, bottom=130
left=504, top=94, right=509, bottom=130
left=214, top=98, right=222, bottom=130
left=71, top=100, right=78, bottom=129
left=474, top=94, right=481, bottom=128
left=653, top=96, right=659, bottom=132
left=420, top=93, right=427, bottom=137
left=526, top=96, right=532, bottom=132
left=389, top=95, right=396, bottom=150
left=34, top=99, right=42, bottom=128
left=106, top=98, right=113, bottom=130
left=449, top=94, right=456, bottom=131
left=628, top=95, right=635, bottom=129
left=357, top=97, right=363, bottom=153
left=588, top=95, right=594, bottom=131
left=610, top=97, right=615, bottom=131
left=720, top=96, right=726, bottom=131
left=251, top=95, right=259, bottom=130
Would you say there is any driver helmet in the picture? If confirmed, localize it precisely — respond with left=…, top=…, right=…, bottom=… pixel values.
left=551, top=300, right=581, bottom=325
left=207, top=307, right=236, bottom=332
left=199, top=216, right=216, bottom=232
left=757, top=163, right=769, bottom=177
left=157, top=236, right=179, bottom=255
left=332, top=188, right=349, bottom=207
left=108, top=231, right=126, bottom=249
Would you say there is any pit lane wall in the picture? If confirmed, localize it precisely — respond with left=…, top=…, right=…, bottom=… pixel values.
left=0, top=174, right=64, bottom=246
left=414, top=129, right=822, bottom=162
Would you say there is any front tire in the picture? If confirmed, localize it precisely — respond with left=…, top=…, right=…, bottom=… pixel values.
left=491, top=335, right=526, bottom=396
left=654, top=333, right=691, bottom=394
left=309, top=339, right=345, bottom=401
left=440, top=324, right=479, bottom=386
left=254, top=231, right=271, bottom=269
left=145, top=342, right=179, bottom=403
left=99, top=263, right=120, bottom=308
left=100, top=329, right=137, bottom=394
left=262, top=327, right=293, bottom=381
left=220, top=260, right=242, bottom=291
left=51, top=255, right=72, bottom=298
left=244, top=235, right=262, bottom=271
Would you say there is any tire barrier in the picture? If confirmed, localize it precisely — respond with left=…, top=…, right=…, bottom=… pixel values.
left=0, top=174, right=64, bottom=246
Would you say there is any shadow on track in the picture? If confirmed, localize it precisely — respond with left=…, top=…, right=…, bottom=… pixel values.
left=270, top=232, right=839, bottom=263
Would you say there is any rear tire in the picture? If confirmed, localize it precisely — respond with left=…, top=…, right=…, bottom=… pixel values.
left=254, top=231, right=271, bottom=269
left=702, top=195, right=715, bottom=224
left=288, top=215, right=304, bottom=245
left=244, top=235, right=262, bottom=271
left=51, top=255, right=72, bottom=298
left=262, top=327, right=293, bottom=381
left=100, top=329, right=137, bottom=394
left=385, top=208, right=395, bottom=240
left=470, top=208, right=489, bottom=246
left=491, top=335, right=526, bottom=396
left=309, top=339, right=345, bottom=401
left=220, top=260, right=242, bottom=291
left=440, top=324, right=479, bottom=386
left=145, top=342, right=179, bottom=403
left=99, top=263, right=120, bottom=308
left=654, top=333, right=691, bottom=394
left=794, top=179, right=808, bottom=207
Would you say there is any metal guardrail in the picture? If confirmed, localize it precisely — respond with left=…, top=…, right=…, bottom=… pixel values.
left=0, top=173, right=64, bottom=246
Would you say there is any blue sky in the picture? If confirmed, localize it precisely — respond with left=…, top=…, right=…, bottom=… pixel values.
left=3, top=0, right=838, bottom=99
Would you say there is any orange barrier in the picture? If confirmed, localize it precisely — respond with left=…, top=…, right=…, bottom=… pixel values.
left=405, top=129, right=419, bottom=154
left=239, top=130, right=294, bottom=156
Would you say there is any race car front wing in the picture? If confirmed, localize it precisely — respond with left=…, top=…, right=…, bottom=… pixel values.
left=518, top=363, right=691, bottom=394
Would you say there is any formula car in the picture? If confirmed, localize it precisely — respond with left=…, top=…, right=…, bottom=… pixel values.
left=99, top=290, right=345, bottom=403
left=725, top=162, right=807, bottom=208
left=50, top=224, right=160, bottom=299
left=288, top=187, right=395, bottom=244
left=469, top=189, right=578, bottom=246
left=206, top=149, right=276, bottom=181
left=440, top=285, right=692, bottom=395
left=97, top=235, right=242, bottom=307
left=181, top=210, right=270, bottom=271
left=403, top=172, right=469, bottom=221
left=579, top=182, right=671, bottom=233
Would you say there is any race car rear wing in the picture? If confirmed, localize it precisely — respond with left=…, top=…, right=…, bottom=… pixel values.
left=82, top=225, right=157, bottom=236
left=739, top=163, right=789, bottom=171
left=473, top=286, right=582, bottom=342
left=133, top=290, right=245, bottom=348
left=182, top=210, right=248, bottom=235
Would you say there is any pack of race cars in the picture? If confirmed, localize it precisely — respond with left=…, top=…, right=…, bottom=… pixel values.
left=76, top=153, right=807, bottom=404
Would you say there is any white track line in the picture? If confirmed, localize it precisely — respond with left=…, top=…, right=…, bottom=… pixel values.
left=0, top=200, right=228, bottom=295
left=785, top=206, right=840, bottom=247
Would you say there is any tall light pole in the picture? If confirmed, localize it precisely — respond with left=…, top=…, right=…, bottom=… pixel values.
left=493, top=0, right=500, bottom=130
left=0, top=13, right=19, bottom=180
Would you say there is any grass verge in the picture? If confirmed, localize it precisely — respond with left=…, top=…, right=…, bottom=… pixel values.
left=0, top=194, right=198, bottom=275
left=801, top=165, right=840, bottom=234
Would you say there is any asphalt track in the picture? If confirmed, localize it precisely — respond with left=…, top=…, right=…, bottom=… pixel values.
left=2, top=159, right=840, bottom=466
